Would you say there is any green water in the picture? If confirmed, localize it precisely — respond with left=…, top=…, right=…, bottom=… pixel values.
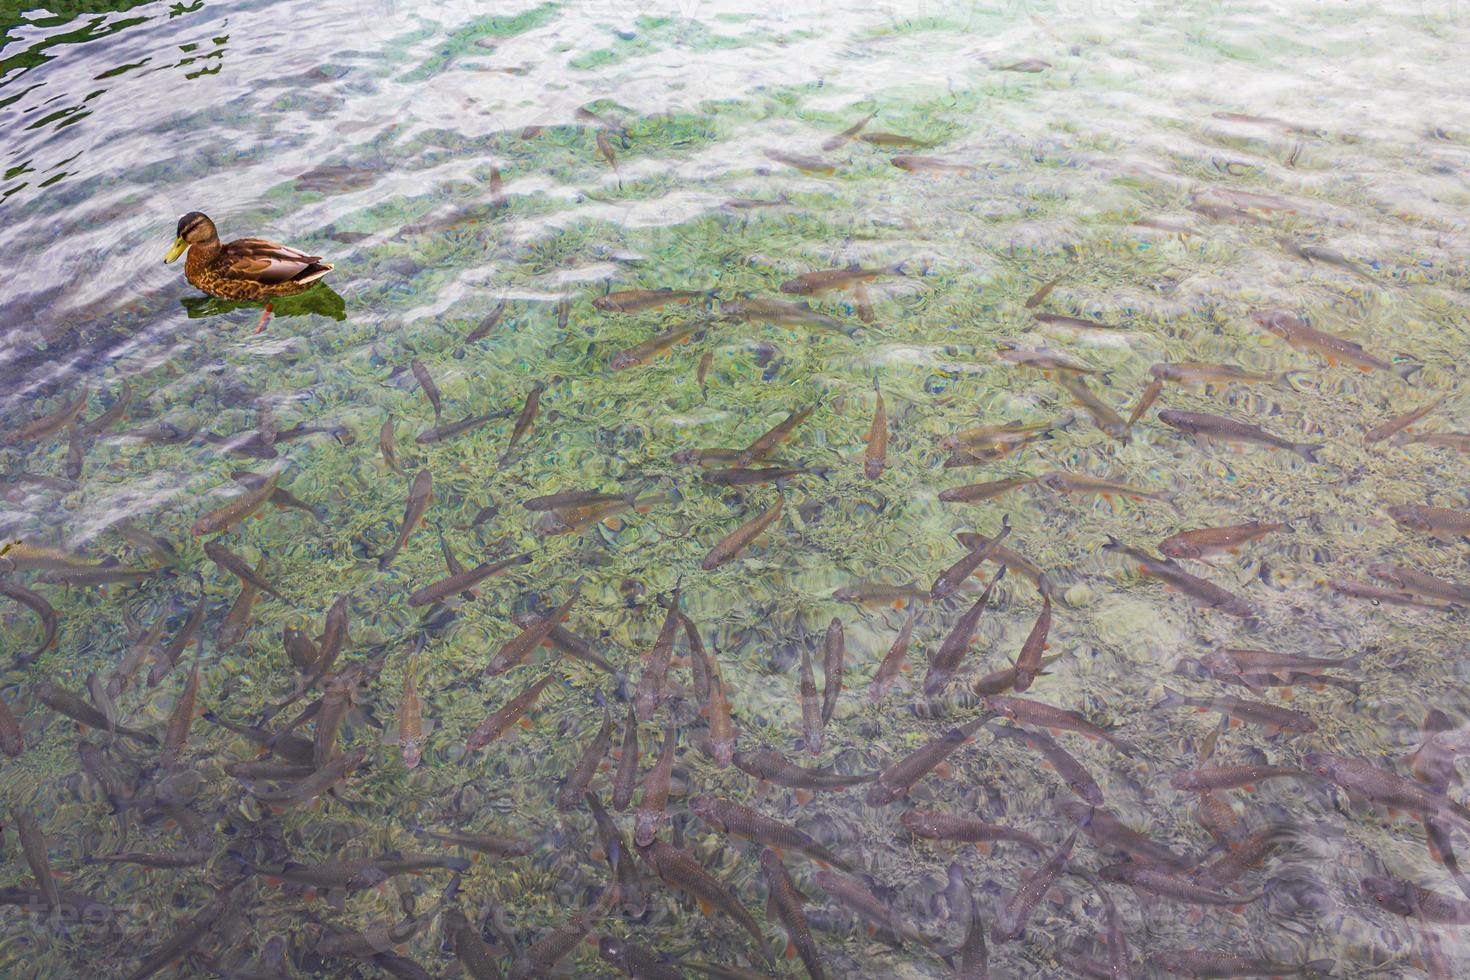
left=4, top=0, right=1470, bottom=976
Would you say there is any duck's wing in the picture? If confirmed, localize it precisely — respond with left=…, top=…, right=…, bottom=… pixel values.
left=219, top=238, right=333, bottom=285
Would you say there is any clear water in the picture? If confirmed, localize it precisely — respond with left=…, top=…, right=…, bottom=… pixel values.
left=4, top=0, right=1470, bottom=976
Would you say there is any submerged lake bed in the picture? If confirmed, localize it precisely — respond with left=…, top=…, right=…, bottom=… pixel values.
left=3, top=0, right=1470, bottom=977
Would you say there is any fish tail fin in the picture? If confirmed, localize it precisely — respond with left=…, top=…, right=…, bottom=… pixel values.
left=1155, top=687, right=1187, bottom=710
left=1394, top=362, right=1424, bottom=383
left=1295, top=442, right=1324, bottom=463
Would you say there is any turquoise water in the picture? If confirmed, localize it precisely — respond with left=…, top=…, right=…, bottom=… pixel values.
left=4, top=0, right=1470, bottom=976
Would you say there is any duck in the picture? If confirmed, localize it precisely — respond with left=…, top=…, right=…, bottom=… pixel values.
left=164, top=211, right=333, bottom=331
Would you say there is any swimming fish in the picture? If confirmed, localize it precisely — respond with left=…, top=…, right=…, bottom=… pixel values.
left=1251, top=310, right=1420, bottom=380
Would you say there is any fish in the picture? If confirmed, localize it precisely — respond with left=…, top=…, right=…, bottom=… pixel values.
left=900, top=809, right=1044, bottom=854
left=609, top=321, right=709, bottom=371
left=780, top=264, right=902, bottom=296
left=1169, top=764, right=1306, bottom=792
left=859, top=132, right=929, bottom=147
left=957, top=901, right=989, bottom=979
left=1036, top=471, right=1177, bottom=510
left=762, top=849, right=826, bottom=980
left=1125, top=379, right=1163, bottom=431
left=190, top=467, right=282, bottom=536
left=3, top=385, right=89, bottom=445
left=216, top=564, right=262, bottom=651
left=722, top=195, right=790, bottom=209
left=463, top=675, right=557, bottom=756
left=955, top=531, right=1053, bottom=595
left=540, top=622, right=615, bottom=674
left=930, top=517, right=1012, bottom=600
left=415, top=410, right=508, bottom=444
left=1329, top=577, right=1447, bottom=608
left=689, top=795, right=850, bottom=870
left=980, top=695, right=1133, bottom=755
left=1363, top=874, right=1470, bottom=924
left=408, top=552, right=532, bottom=607
left=314, top=661, right=367, bottom=769
left=991, top=829, right=1078, bottom=942
left=924, top=566, right=1007, bottom=695
left=236, top=851, right=469, bottom=891
left=820, top=618, right=844, bottom=725
left=939, top=416, right=1067, bottom=456
left=0, top=693, right=21, bottom=757
left=485, top=585, right=581, bottom=675
left=283, top=626, right=319, bottom=673
left=1034, top=312, right=1119, bottom=331
left=891, top=155, right=971, bottom=174
left=35, top=680, right=155, bottom=744
left=866, top=717, right=988, bottom=806
left=739, top=402, right=820, bottom=465
left=1011, top=593, right=1052, bottom=694
left=1403, top=431, right=1470, bottom=452
left=939, top=476, right=1037, bottom=504
left=0, top=581, right=58, bottom=664
left=1160, top=408, right=1322, bottom=461
left=1195, top=791, right=1247, bottom=846
left=697, top=349, right=714, bottom=398
left=1102, top=537, right=1254, bottom=618
left=1148, top=361, right=1285, bottom=386
left=533, top=493, right=665, bottom=536
left=1149, top=950, right=1332, bottom=978
left=1365, top=396, right=1445, bottom=445
left=596, top=130, right=619, bottom=180
left=998, top=57, right=1050, bottom=71
left=766, top=149, right=835, bottom=174
left=1156, top=688, right=1315, bottom=733
left=613, top=703, right=641, bottom=810
left=1100, top=863, right=1260, bottom=907
left=555, top=711, right=615, bottom=812
left=869, top=609, right=916, bottom=704
left=1059, top=802, right=1193, bottom=869
left=594, top=288, right=713, bottom=313
left=79, top=380, right=132, bottom=437
left=35, top=561, right=161, bottom=587
left=524, top=488, right=636, bottom=511
left=410, top=359, right=442, bottom=420
left=1199, top=646, right=1360, bottom=684
left=157, top=649, right=202, bottom=771
left=12, top=806, right=61, bottom=910
left=720, top=297, right=853, bottom=334
left=821, top=112, right=876, bottom=150
left=702, top=465, right=826, bottom=487
left=398, top=655, right=425, bottom=768
left=812, top=868, right=930, bottom=945
left=634, top=722, right=677, bottom=846
left=244, top=745, right=366, bottom=807
left=1024, top=276, right=1062, bottom=309
left=232, top=470, right=321, bottom=521
left=971, top=656, right=1062, bottom=695
left=635, top=838, right=766, bottom=949
left=1369, top=564, right=1470, bottom=605
left=466, top=298, right=507, bottom=343
left=380, top=470, right=433, bottom=570
left=557, top=295, right=571, bottom=331
left=1158, top=521, right=1287, bottom=560
left=1191, top=829, right=1285, bottom=890
left=799, top=641, right=823, bottom=755
left=1386, top=504, right=1470, bottom=543
left=124, top=890, right=233, bottom=980
left=111, top=519, right=179, bottom=567
left=864, top=385, right=887, bottom=479
left=995, top=343, right=1097, bottom=375
left=586, top=792, right=647, bottom=918
left=204, top=540, right=283, bottom=600
left=1302, top=752, right=1470, bottom=831
left=599, top=937, right=683, bottom=980
left=1057, top=374, right=1130, bottom=442
left=987, top=724, right=1103, bottom=804
left=702, top=497, right=784, bottom=569
left=635, top=587, right=683, bottom=719
left=1252, top=310, right=1420, bottom=379
left=734, top=747, right=878, bottom=791
left=411, top=825, right=534, bottom=859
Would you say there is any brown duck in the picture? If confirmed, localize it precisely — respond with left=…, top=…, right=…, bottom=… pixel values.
left=164, top=211, right=333, bottom=331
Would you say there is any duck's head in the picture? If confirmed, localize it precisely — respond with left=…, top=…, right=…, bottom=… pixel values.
left=164, top=212, right=218, bottom=263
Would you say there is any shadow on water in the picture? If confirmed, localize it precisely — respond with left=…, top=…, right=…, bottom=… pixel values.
left=179, top=283, right=347, bottom=323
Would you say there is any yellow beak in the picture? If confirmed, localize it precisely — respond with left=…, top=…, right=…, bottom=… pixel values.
left=164, top=236, right=187, bottom=264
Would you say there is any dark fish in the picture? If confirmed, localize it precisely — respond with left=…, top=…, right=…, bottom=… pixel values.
left=1251, top=310, right=1420, bottom=380
left=1170, top=765, right=1306, bottom=792
left=1059, top=802, right=1193, bottom=869
left=864, top=385, right=887, bottom=479
left=599, top=937, right=683, bottom=980
left=204, top=540, right=284, bottom=600
left=702, top=498, right=783, bottom=570
left=866, top=716, right=988, bottom=806
left=245, top=745, right=366, bottom=807
left=3, top=385, right=89, bottom=445
left=35, top=681, right=154, bottom=743
left=634, top=722, right=677, bottom=846
left=820, top=618, right=844, bottom=726
left=939, top=477, right=1036, bottom=504
left=216, top=564, right=262, bottom=651
left=1155, top=688, right=1316, bottom=734
left=1011, top=592, right=1051, bottom=693
left=79, top=379, right=132, bottom=437
left=780, top=264, right=901, bottom=296
left=1329, top=577, right=1447, bottom=609
left=689, top=795, right=850, bottom=870
left=1371, top=563, right=1470, bottom=605
left=1159, top=409, right=1321, bottom=461
left=463, top=675, right=557, bottom=755
left=1056, top=373, right=1129, bottom=442
left=412, top=825, right=534, bottom=859
left=1365, top=396, right=1445, bottom=445
left=380, top=470, right=433, bottom=570
left=924, top=566, right=1006, bottom=696
left=719, top=297, right=851, bottom=333
left=869, top=609, right=915, bottom=704
left=466, top=298, right=508, bottom=343
left=1150, top=949, right=1332, bottom=977
left=1158, top=521, right=1287, bottom=560
left=636, top=839, right=766, bottom=950
left=524, top=488, right=634, bottom=511
left=586, top=792, right=647, bottom=917
left=1363, top=874, right=1470, bottom=924
left=734, top=748, right=877, bottom=791
left=955, top=531, right=1054, bottom=596
left=157, top=649, right=202, bottom=771
left=594, top=288, right=712, bottom=313
left=0, top=581, right=58, bottom=663
left=1302, top=752, right=1470, bottom=831
left=930, top=517, right=1011, bottom=600
left=900, top=809, right=1044, bottom=854
left=980, top=695, right=1133, bottom=756
left=635, top=587, right=683, bottom=719
left=891, top=155, right=970, bottom=174
left=124, top=890, right=233, bottom=980
left=1386, top=504, right=1470, bottom=544
left=762, top=849, right=826, bottom=980
left=409, top=552, right=532, bottom=607
left=992, top=829, right=1077, bottom=942
left=799, top=640, right=823, bottom=755
left=1102, top=537, right=1254, bottom=618
left=739, top=402, right=820, bottom=466
left=766, top=149, right=834, bottom=174
left=988, top=724, right=1102, bottom=804
left=411, top=359, right=442, bottom=420
left=190, top=468, right=282, bottom=535
left=0, top=693, right=21, bottom=757
left=380, top=416, right=404, bottom=474
left=1034, top=312, right=1119, bottom=331
left=812, top=868, right=929, bottom=945
left=234, top=851, right=469, bottom=890
left=1100, top=862, right=1260, bottom=907
left=485, top=586, right=581, bottom=676
left=12, top=806, right=61, bottom=910
left=821, top=111, right=876, bottom=150
left=613, top=702, right=641, bottom=810
left=702, top=465, right=825, bottom=487
left=501, top=383, right=544, bottom=461
left=415, top=410, right=507, bottom=444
